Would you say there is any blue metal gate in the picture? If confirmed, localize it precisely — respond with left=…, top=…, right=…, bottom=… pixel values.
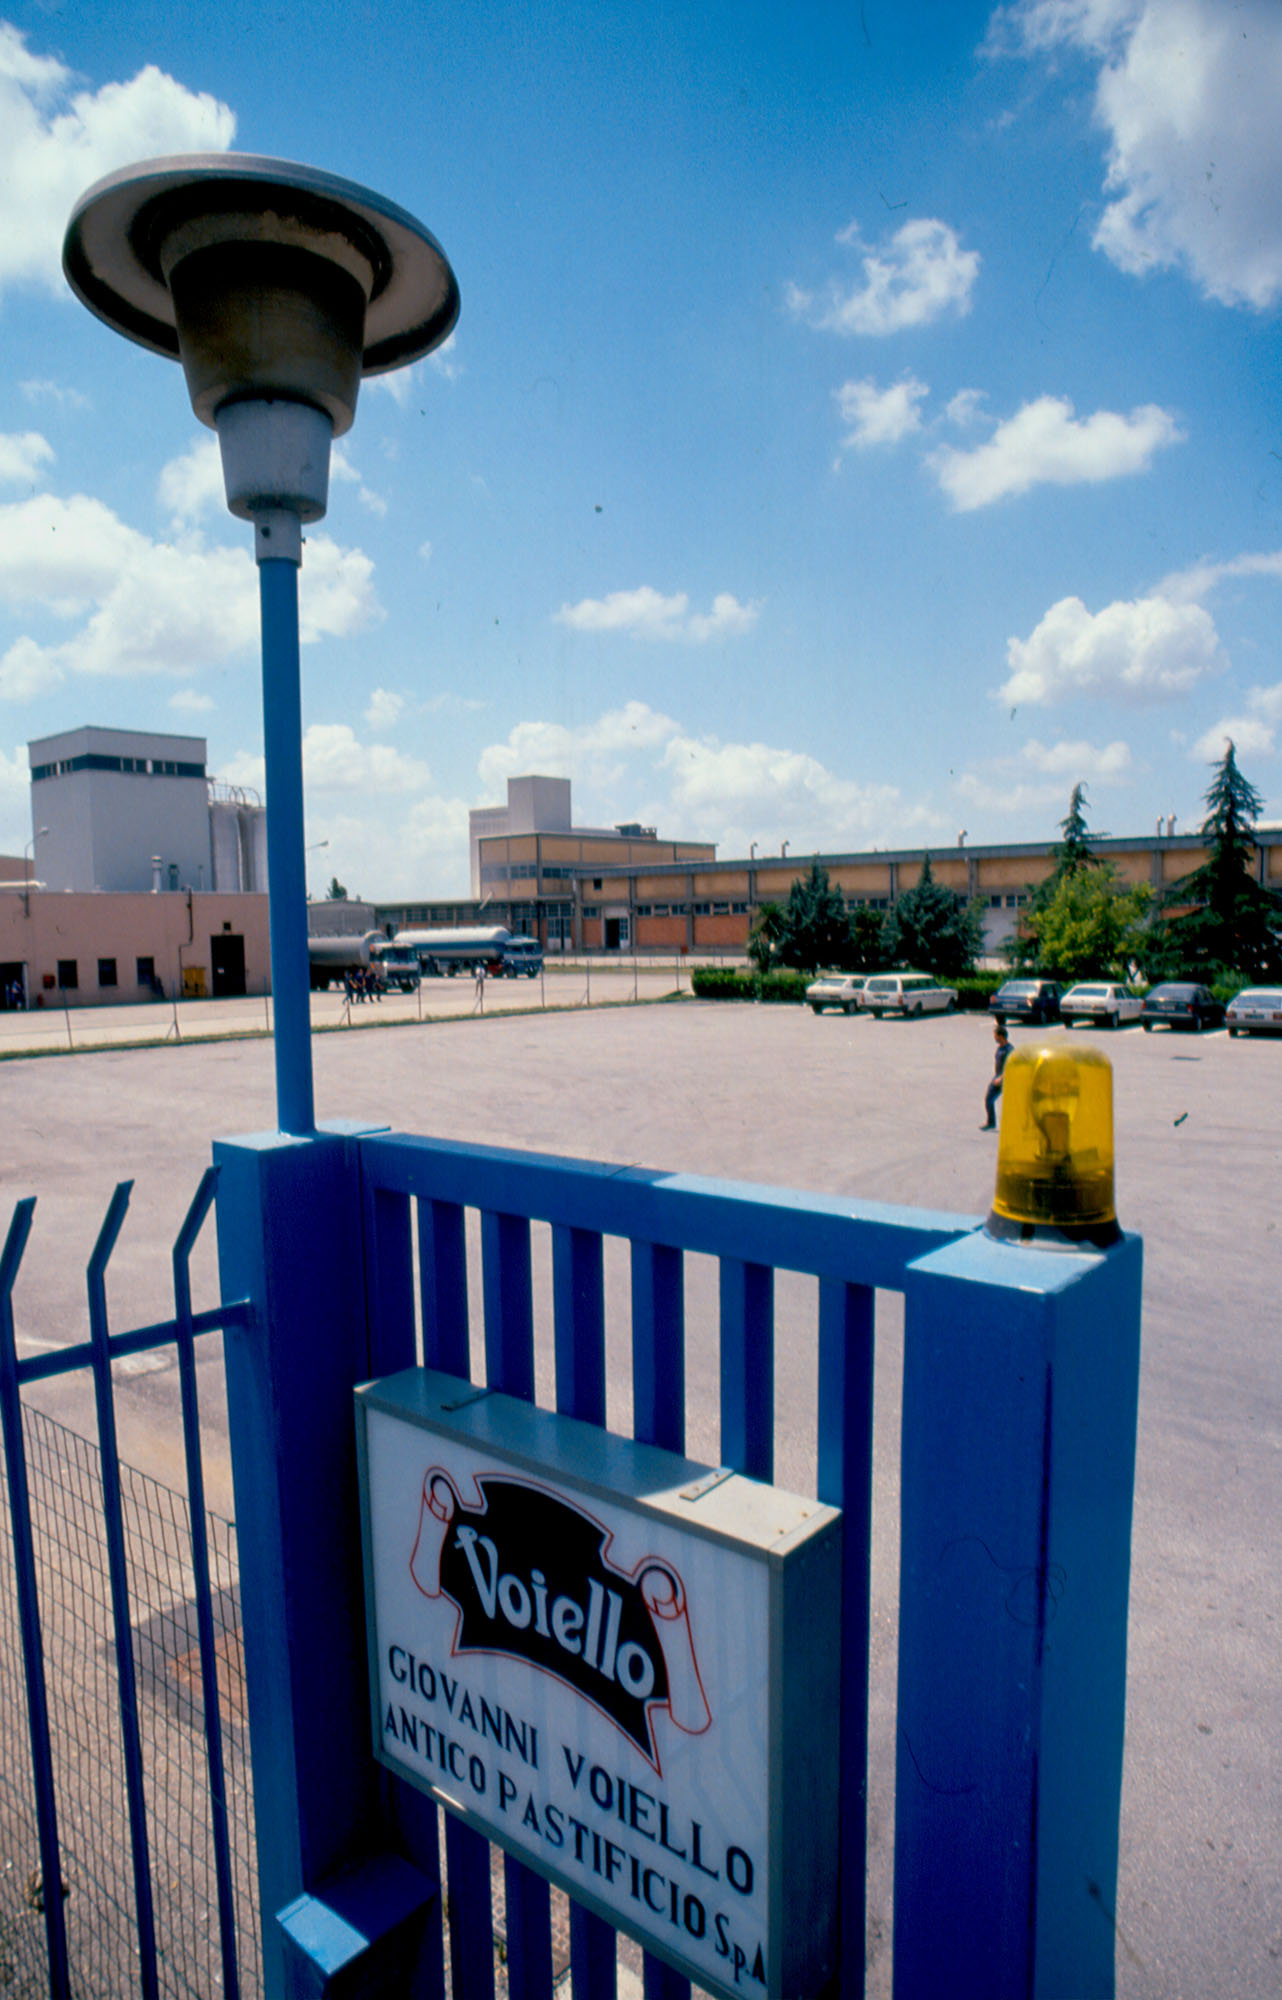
left=213, top=1121, right=1141, bottom=2000
left=0, top=1171, right=258, bottom=1999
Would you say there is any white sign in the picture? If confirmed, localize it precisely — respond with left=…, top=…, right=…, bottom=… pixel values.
left=356, top=1370, right=841, bottom=2000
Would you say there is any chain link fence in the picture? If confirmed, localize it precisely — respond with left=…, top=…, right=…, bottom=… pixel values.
left=0, top=1404, right=261, bottom=1997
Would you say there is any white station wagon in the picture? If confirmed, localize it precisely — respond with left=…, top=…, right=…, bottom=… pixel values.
left=859, top=972, right=957, bottom=1017
left=1059, top=982, right=1144, bottom=1029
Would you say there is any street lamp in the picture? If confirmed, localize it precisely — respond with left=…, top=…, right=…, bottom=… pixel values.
left=22, top=828, right=48, bottom=920
left=63, top=155, right=458, bottom=1131
left=305, top=838, right=329, bottom=901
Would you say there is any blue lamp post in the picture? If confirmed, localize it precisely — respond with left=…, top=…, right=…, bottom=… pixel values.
left=63, top=155, right=459, bottom=1132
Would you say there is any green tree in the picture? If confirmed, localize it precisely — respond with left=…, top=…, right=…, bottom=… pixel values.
left=326, top=875, right=350, bottom=901
left=1054, top=782, right=1103, bottom=875
left=880, top=855, right=983, bottom=978
left=1161, top=740, right=1281, bottom=977
left=747, top=900, right=786, bottom=973
left=848, top=904, right=885, bottom=972
left=1015, top=866, right=1152, bottom=981
left=774, top=863, right=853, bottom=972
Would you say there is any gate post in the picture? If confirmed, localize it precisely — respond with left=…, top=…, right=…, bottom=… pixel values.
left=894, top=1228, right=1142, bottom=2000
left=214, top=1124, right=437, bottom=1997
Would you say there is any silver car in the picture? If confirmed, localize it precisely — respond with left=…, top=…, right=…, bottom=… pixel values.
left=1059, top=982, right=1144, bottom=1029
left=860, top=972, right=957, bottom=1017
left=805, top=973, right=868, bottom=1015
left=1225, top=987, right=1282, bottom=1037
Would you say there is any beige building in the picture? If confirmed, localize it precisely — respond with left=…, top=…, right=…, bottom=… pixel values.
left=569, top=829, right=1282, bottom=957
left=0, top=876, right=270, bottom=1009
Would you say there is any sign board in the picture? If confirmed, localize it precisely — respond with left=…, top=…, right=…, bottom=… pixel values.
left=355, top=1368, right=842, bottom=2000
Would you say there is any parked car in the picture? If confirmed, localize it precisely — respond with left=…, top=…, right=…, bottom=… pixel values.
left=1140, top=982, right=1225, bottom=1032
left=988, top=978, right=1062, bottom=1025
left=1225, top=987, right=1282, bottom=1037
left=805, top=973, right=868, bottom=1014
left=860, top=972, right=957, bottom=1017
left=1058, top=982, right=1144, bottom=1029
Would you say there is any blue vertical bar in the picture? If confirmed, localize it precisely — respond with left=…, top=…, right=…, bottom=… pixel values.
left=480, top=1210, right=535, bottom=1402
left=0, top=1199, right=72, bottom=1999
left=551, top=1225, right=617, bottom=2000
left=479, top=1208, right=553, bottom=2000
left=87, top=1182, right=161, bottom=2000
left=172, top=1170, right=241, bottom=2000
left=894, top=1231, right=1142, bottom=2000
left=630, top=1242, right=684, bottom=1452
left=419, top=1199, right=471, bottom=1376
left=631, top=1240, right=689, bottom=2000
left=258, top=554, right=314, bottom=1136
left=817, top=1279, right=875, bottom=2000
left=719, top=1258, right=773, bottom=1480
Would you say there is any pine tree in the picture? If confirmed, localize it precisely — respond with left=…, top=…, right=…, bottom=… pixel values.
left=1054, top=783, right=1102, bottom=875
left=881, top=855, right=983, bottom=979
left=775, top=863, right=853, bottom=972
left=1162, top=741, right=1280, bottom=977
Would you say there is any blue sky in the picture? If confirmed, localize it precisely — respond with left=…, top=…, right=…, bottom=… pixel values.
left=3, top=0, right=1282, bottom=895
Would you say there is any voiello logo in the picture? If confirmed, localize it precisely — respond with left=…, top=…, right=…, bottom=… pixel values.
left=411, top=1469, right=711, bottom=1766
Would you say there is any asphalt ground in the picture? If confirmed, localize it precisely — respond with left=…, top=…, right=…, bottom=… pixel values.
left=0, top=994, right=1278, bottom=1997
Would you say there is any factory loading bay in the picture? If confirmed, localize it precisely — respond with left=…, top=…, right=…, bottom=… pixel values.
left=3, top=999, right=1278, bottom=1999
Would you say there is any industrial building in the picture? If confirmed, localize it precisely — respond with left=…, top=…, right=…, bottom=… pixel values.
left=2, top=726, right=269, bottom=1009
left=387, top=777, right=1282, bottom=959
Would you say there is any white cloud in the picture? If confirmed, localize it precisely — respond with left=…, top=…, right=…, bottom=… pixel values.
left=0, top=22, right=235, bottom=296
left=931, top=394, right=1180, bottom=509
left=834, top=375, right=929, bottom=452
left=658, top=732, right=939, bottom=854
left=365, top=688, right=405, bottom=732
left=221, top=723, right=433, bottom=799
left=789, top=217, right=980, bottom=335
left=1000, top=592, right=1223, bottom=705
left=1191, top=680, right=1282, bottom=761
left=0, top=494, right=379, bottom=698
left=417, top=541, right=433, bottom=565
left=157, top=437, right=225, bottom=526
left=1156, top=548, right=1282, bottom=606
left=1191, top=716, right=1274, bottom=762
left=945, top=388, right=987, bottom=428
left=0, top=432, right=54, bottom=486
left=1246, top=681, right=1282, bottom=724
left=1020, top=735, right=1133, bottom=779
left=478, top=702, right=681, bottom=796
left=20, top=379, right=90, bottom=412
left=555, top=586, right=761, bottom=642
left=996, top=0, right=1282, bottom=309
left=330, top=445, right=388, bottom=518
left=169, top=689, right=214, bottom=714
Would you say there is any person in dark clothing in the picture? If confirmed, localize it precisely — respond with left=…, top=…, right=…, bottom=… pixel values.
left=981, top=1023, right=1010, bottom=1129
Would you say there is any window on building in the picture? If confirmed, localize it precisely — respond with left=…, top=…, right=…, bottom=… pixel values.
left=731, top=902, right=749, bottom=915
left=692, top=903, right=711, bottom=916
left=97, top=958, right=118, bottom=988
left=137, top=956, right=156, bottom=989
left=712, top=902, right=729, bottom=914
left=57, top=960, right=78, bottom=990
left=635, top=904, right=652, bottom=917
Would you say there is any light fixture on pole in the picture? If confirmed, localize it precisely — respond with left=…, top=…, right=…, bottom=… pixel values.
left=22, top=829, right=48, bottom=920
left=63, top=155, right=458, bottom=1132
left=305, top=838, right=329, bottom=900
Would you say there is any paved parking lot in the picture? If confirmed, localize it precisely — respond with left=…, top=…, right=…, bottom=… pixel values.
left=1, top=999, right=1278, bottom=1996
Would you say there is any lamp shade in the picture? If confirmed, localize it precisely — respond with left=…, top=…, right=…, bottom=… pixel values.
left=63, top=154, right=459, bottom=437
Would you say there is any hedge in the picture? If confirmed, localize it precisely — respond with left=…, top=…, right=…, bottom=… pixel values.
left=689, top=967, right=809, bottom=1004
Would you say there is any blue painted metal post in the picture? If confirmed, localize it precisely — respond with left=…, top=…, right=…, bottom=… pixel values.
left=258, top=550, right=315, bottom=1136
left=214, top=1124, right=437, bottom=1997
left=893, top=1230, right=1142, bottom=2000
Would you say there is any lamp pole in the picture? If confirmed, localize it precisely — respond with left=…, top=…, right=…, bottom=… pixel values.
left=64, top=155, right=458, bottom=1132
left=21, top=828, right=47, bottom=921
